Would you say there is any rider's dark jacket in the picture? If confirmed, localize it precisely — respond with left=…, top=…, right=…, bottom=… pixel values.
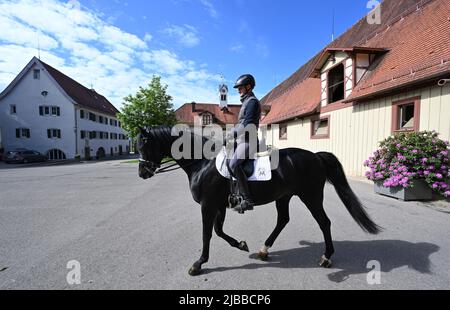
left=232, top=92, right=261, bottom=143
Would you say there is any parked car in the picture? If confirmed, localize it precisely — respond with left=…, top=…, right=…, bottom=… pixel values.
left=4, top=149, right=48, bottom=164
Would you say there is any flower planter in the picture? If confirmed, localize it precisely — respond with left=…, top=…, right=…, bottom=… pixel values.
left=374, top=179, right=434, bottom=201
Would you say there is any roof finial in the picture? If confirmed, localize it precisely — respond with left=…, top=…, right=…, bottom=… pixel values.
left=331, top=8, right=335, bottom=42
left=37, top=34, right=41, bottom=60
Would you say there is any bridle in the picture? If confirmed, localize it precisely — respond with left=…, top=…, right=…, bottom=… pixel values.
left=139, top=157, right=192, bottom=175
left=138, top=131, right=204, bottom=176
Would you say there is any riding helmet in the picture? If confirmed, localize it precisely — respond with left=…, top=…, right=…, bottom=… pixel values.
left=233, top=74, right=256, bottom=89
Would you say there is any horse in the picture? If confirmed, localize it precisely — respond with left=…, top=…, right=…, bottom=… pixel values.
left=137, top=126, right=381, bottom=276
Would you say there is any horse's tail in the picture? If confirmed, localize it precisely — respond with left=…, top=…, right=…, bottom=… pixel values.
left=316, top=152, right=382, bottom=234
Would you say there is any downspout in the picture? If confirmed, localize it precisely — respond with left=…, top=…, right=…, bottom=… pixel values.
left=74, top=106, right=78, bottom=157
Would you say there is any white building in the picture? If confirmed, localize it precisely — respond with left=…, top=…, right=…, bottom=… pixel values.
left=0, top=57, right=129, bottom=160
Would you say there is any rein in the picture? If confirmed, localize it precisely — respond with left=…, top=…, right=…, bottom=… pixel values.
left=140, top=158, right=199, bottom=175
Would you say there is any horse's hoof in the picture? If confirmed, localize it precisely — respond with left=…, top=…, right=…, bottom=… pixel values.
left=319, top=255, right=333, bottom=268
left=257, top=251, right=269, bottom=261
left=238, top=241, right=249, bottom=252
left=188, top=266, right=202, bottom=276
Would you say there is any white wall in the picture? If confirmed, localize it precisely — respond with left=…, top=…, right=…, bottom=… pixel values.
left=0, top=62, right=76, bottom=158
left=76, top=108, right=129, bottom=159
left=264, top=83, right=450, bottom=177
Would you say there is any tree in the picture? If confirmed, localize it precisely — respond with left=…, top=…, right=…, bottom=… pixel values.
left=117, top=76, right=177, bottom=139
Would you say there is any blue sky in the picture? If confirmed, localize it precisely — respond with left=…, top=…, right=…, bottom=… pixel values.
left=0, top=0, right=373, bottom=109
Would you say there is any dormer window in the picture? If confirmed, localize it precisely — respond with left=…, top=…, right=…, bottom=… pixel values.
left=203, top=114, right=212, bottom=126
left=328, top=63, right=345, bottom=104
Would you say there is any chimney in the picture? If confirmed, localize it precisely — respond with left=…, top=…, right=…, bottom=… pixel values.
left=191, top=101, right=196, bottom=113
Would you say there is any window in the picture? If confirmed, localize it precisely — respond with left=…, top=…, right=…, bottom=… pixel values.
left=80, top=110, right=85, bottom=119
left=203, top=114, right=212, bottom=126
left=392, top=97, right=421, bottom=133
left=279, top=124, right=288, bottom=140
left=47, top=149, right=66, bottom=160
left=114, top=120, right=118, bottom=127
left=39, top=106, right=60, bottom=116
left=33, top=69, right=40, bottom=80
left=110, top=119, right=113, bottom=126
left=16, top=128, right=31, bottom=139
left=10, top=105, right=17, bottom=115
left=327, top=63, right=345, bottom=104
left=47, top=129, right=61, bottom=139
left=104, top=132, right=109, bottom=140
left=311, top=116, right=330, bottom=139
left=118, top=121, right=121, bottom=128
left=89, top=112, right=97, bottom=122
left=81, top=131, right=86, bottom=139
left=99, top=116, right=104, bottom=124
left=51, top=106, right=60, bottom=116
left=89, top=131, right=97, bottom=139
left=221, top=94, right=227, bottom=101
left=104, top=117, right=108, bottom=125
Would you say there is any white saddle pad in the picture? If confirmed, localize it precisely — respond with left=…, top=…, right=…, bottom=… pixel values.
left=215, top=147, right=272, bottom=181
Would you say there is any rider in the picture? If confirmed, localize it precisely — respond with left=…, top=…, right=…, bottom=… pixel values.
left=226, top=74, right=262, bottom=213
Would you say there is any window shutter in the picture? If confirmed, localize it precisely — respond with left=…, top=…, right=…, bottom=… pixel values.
left=26, top=129, right=30, bottom=138
left=47, top=129, right=51, bottom=139
left=58, top=130, right=61, bottom=139
left=16, top=129, right=20, bottom=138
left=57, top=107, right=61, bottom=116
left=39, top=106, right=44, bottom=116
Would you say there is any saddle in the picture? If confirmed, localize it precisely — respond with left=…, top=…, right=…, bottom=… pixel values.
left=215, top=146, right=274, bottom=182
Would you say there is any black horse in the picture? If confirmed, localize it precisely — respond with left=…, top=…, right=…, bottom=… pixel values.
left=137, top=126, right=381, bottom=276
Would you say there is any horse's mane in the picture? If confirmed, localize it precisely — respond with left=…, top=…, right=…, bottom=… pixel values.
left=147, top=125, right=215, bottom=148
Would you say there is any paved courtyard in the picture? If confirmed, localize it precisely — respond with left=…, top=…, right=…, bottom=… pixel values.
left=0, top=160, right=449, bottom=290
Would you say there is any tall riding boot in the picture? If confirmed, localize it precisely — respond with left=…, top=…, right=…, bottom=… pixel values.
left=233, top=165, right=255, bottom=214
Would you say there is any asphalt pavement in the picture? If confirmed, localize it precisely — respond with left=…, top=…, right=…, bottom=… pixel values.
left=0, top=160, right=449, bottom=290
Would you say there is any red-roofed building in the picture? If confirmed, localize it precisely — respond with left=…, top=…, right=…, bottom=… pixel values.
left=0, top=57, right=130, bottom=161
left=261, top=0, right=450, bottom=176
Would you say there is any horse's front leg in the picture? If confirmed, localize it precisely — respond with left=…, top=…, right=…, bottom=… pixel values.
left=214, top=206, right=249, bottom=252
left=188, top=203, right=217, bottom=276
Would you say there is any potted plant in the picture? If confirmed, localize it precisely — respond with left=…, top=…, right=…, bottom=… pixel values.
left=364, top=131, right=449, bottom=201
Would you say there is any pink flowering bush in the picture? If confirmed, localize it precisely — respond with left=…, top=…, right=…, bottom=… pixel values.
left=364, top=131, right=450, bottom=198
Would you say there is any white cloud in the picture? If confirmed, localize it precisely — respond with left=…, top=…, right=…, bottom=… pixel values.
left=144, top=33, right=153, bottom=42
left=256, top=39, right=270, bottom=59
left=230, top=43, right=244, bottom=53
left=0, top=16, right=59, bottom=50
left=199, top=0, right=218, bottom=19
left=141, top=50, right=187, bottom=74
left=0, top=0, right=224, bottom=109
left=162, top=24, right=200, bottom=48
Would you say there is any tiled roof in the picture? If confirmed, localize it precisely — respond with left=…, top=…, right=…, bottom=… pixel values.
left=175, top=103, right=242, bottom=125
left=41, top=60, right=120, bottom=116
left=262, top=0, right=448, bottom=123
left=345, top=0, right=450, bottom=101
left=262, top=78, right=321, bottom=124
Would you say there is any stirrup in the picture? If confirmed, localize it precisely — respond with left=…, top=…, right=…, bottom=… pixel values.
left=233, top=200, right=254, bottom=214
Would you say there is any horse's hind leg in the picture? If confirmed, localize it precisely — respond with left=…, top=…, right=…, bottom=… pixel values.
left=299, top=192, right=335, bottom=268
left=214, top=206, right=249, bottom=252
left=257, top=196, right=292, bottom=261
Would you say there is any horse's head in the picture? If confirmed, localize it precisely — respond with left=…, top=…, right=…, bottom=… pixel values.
left=137, top=127, right=165, bottom=180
